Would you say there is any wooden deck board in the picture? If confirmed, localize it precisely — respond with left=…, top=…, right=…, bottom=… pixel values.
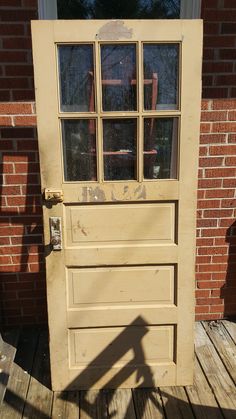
left=203, top=320, right=236, bottom=385
left=195, top=322, right=236, bottom=419
left=0, top=328, right=39, bottom=419
left=0, top=321, right=235, bottom=419
left=0, top=329, right=20, bottom=405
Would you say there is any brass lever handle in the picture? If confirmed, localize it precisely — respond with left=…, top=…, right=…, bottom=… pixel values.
left=44, top=188, right=63, bottom=202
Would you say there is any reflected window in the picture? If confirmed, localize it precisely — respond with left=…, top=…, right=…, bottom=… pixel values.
left=143, top=44, right=179, bottom=110
left=103, top=119, right=137, bottom=180
left=62, top=119, right=97, bottom=181
left=101, top=44, right=137, bottom=112
left=57, top=0, right=180, bottom=19
left=144, top=118, right=178, bottom=179
left=58, top=45, right=95, bottom=112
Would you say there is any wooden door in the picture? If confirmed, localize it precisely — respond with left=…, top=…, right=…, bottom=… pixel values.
left=32, top=20, right=202, bottom=391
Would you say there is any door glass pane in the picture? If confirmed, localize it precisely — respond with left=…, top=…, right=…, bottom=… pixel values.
left=144, top=118, right=178, bottom=179
left=62, top=119, right=97, bottom=181
left=103, top=119, right=137, bottom=180
left=58, top=45, right=95, bottom=112
left=101, top=44, right=137, bottom=111
left=143, top=44, right=179, bottom=110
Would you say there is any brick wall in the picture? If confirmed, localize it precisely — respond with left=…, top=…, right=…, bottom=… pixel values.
left=0, top=0, right=37, bottom=102
left=0, top=103, right=47, bottom=326
left=196, top=99, right=236, bottom=320
left=201, top=0, right=236, bottom=98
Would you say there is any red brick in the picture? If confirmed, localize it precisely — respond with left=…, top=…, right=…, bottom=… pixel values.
left=223, top=178, right=236, bottom=187
left=202, top=75, right=213, bottom=86
left=212, top=122, right=236, bottom=133
left=205, top=168, right=236, bottom=178
left=196, top=313, right=223, bottom=321
left=221, top=199, right=236, bottom=208
left=0, top=0, right=21, bottom=5
left=3, top=37, right=32, bottom=49
left=212, top=99, right=236, bottom=110
left=210, top=305, right=224, bottom=313
left=228, top=111, right=236, bottom=121
left=199, top=157, right=223, bottom=167
left=195, top=306, right=210, bottom=314
left=197, top=219, right=218, bottom=228
left=22, top=0, right=38, bottom=7
left=0, top=78, right=29, bottom=89
left=0, top=103, right=33, bottom=115
left=202, top=87, right=228, bottom=99
left=199, top=264, right=227, bottom=272
left=196, top=290, right=210, bottom=298
left=201, top=100, right=211, bottom=110
left=0, top=256, right=11, bottom=264
left=1, top=127, right=35, bottom=138
left=12, top=90, right=35, bottom=101
left=13, top=116, right=37, bottom=126
left=204, top=9, right=236, bottom=21
left=201, top=111, right=227, bottom=121
left=0, top=163, right=14, bottom=173
left=0, top=51, right=27, bottom=62
left=0, top=23, right=24, bottom=35
left=221, top=22, right=236, bottom=34
left=219, top=218, right=236, bottom=227
left=216, top=75, right=236, bottom=85
left=203, top=61, right=233, bottom=73
left=200, top=134, right=226, bottom=144
left=204, top=209, right=233, bottom=218
left=199, top=146, right=208, bottom=156
left=203, top=22, right=220, bottom=35
left=5, top=174, right=38, bottom=185
left=1, top=185, right=21, bottom=195
left=197, top=280, right=225, bottom=288
left=0, top=9, right=37, bottom=22
left=0, top=237, right=10, bottom=245
left=205, top=189, right=234, bottom=198
left=224, top=0, right=236, bottom=7
left=203, top=49, right=214, bottom=60
left=0, top=91, right=10, bottom=101
left=200, top=123, right=211, bottom=133
left=201, top=228, right=226, bottom=237
left=220, top=49, right=236, bottom=59
left=196, top=256, right=211, bottom=264
left=204, top=35, right=235, bottom=48
left=5, top=65, right=34, bottom=76
left=0, top=116, right=12, bottom=126
left=197, top=200, right=220, bottom=209
left=196, top=238, right=214, bottom=246
left=225, top=156, right=236, bottom=165
left=198, top=247, right=228, bottom=256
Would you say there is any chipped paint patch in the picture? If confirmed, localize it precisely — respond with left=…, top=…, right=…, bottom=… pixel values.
left=96, top=20, right=133, bottom=40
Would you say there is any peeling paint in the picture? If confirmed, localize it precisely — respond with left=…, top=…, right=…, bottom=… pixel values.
left=96, top=20, right=133, bottom=40
left=77, top=221, right=88, bottom=237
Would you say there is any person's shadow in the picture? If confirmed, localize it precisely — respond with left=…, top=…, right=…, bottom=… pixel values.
left=221, top=220, right=236, bottom=319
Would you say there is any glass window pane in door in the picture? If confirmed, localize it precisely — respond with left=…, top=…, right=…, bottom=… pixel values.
left=58, top=45, right=95, bottom=112
left=143, top=44, right=179, bottom=110
left=144, top=118, right=178, bottom=179
left=62, top=119, right=97, bottom=181
left=101, top=44, right=137, bottom=111
left=103, top=119, right=137, bottom=180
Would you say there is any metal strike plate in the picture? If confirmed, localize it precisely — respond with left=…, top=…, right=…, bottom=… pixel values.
left=44, top=188, right=63, bottom=203
left=49, top=217, right=62, bottom=250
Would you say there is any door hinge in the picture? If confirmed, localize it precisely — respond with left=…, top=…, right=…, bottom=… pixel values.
left=44, top=188, right=63, bottom=203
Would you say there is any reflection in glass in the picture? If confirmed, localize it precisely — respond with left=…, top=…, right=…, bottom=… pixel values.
left=57, top=0, right=180, bottom=19
left=58, top=45, right=95, bottom=112
left=144, top=118, right=178, bottom=179
left=101, top=45, right=137, bottom=111
left=103, top=119, right=137, bottom=180
left=143, top=44, right=179, bottom=110
left=62, top=119, right=97, bottom=181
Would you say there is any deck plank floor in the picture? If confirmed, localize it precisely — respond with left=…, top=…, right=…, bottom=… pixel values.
left=0, top=320, right=235, bottom=418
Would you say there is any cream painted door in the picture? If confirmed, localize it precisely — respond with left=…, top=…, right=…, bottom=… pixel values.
left=32, top=20, right=202, bottom=391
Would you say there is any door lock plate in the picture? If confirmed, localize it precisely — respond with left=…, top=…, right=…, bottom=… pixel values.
left=49, top=217, right=62, bottom=250
left=44, top=188, right=63, bottom=202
